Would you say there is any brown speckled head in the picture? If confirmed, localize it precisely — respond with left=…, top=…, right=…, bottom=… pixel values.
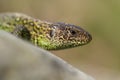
left=47, top=22, right=92, bottom=50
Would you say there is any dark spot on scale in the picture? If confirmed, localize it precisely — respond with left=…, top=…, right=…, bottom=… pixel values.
left=7, top=22, right=11, bottom=25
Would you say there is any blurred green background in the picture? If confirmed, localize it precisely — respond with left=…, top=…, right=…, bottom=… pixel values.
left=0, top=0, right=120, bottom=80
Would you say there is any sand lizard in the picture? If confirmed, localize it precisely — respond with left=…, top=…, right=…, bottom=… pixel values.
left=0, top=13, right=92, bottom=50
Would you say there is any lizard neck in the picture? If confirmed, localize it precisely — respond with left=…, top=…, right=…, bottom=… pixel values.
left=0, top=14, right=55, bottom=50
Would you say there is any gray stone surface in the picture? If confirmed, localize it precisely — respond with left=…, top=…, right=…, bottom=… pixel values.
left=0, top=30, right=95, bottom=80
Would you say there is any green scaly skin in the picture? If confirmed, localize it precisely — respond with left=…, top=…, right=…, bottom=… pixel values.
left=0, top=13, right=92, bottom=50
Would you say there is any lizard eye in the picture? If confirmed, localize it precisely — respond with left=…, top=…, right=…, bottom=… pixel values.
left=70, top=30, right=76, bottom=35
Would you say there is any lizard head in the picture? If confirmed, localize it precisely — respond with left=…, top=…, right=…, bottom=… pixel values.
left=37, top=22, right=92, bottom=50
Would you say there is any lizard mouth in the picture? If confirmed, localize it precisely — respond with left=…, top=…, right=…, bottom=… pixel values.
left=86, top=32, right=92, bottom=43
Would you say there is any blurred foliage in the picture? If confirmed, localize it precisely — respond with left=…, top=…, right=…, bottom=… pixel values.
left=0, top=0, right=120, bottom=79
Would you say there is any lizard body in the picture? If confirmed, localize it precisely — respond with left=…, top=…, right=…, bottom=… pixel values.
left=0, top=13, right=92, bottom=50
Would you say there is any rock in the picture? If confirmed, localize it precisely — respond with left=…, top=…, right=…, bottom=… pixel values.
left=0, top=30, right=95, bottom=80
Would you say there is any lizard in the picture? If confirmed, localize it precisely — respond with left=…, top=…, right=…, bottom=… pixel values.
left=0, top=13, right=92, bottom=50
